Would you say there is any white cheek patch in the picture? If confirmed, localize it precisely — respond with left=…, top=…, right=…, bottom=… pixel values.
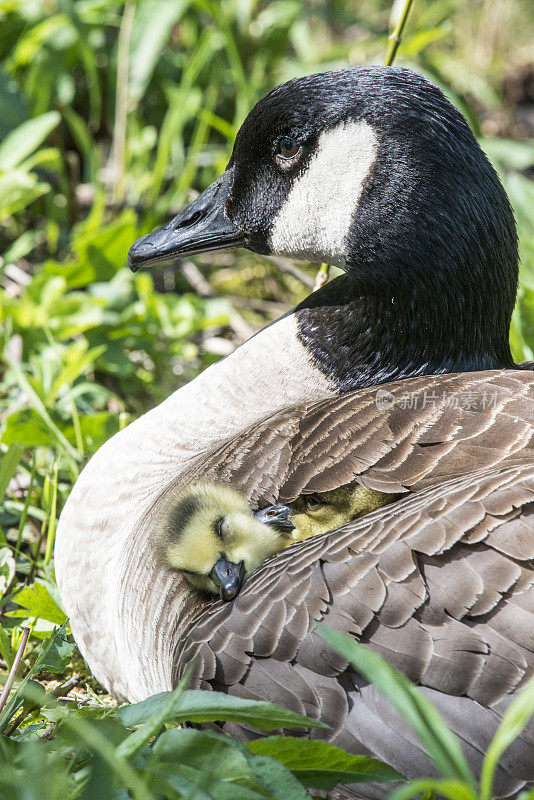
left=269, top=119, right=378, bottom=266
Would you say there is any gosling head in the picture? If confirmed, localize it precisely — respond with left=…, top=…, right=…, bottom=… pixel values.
left=257, top=484, right=396, bottom=541
left=157, top=483, right=291, bottom=601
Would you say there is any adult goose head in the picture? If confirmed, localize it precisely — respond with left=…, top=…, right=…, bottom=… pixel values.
left=56, top=67, right=534, bottom=798
left=129, top=66, right=518, bottom=386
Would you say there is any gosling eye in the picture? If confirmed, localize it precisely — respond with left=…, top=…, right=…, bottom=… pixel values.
left=216, top=517, right=231, bottom=539
left=304, top=493, right=323, bottom=510
left=275, top=137, right=302, bottom=165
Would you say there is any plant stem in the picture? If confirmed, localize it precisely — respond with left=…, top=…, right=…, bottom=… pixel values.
left=0, top=626, right=30, bottom=717
left=313, top=262, right=330, bottom=291
left=43, top=460, right=59, bottom=568
left=5, top=673, right=81, bottom=736
left=111, top=1, right=135, bottom=203
left=313, top=0, right=416, bottom=293
left=384, top=0, right=416, bottom=66
left=14, top=455, right=36, bottom=556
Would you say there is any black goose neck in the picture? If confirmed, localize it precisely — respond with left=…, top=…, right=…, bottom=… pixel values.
left=295, top=274, right=516, bottom=393
left=292, top=70, right=519, bottom=391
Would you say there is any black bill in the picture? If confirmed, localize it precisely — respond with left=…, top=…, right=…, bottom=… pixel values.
left=210, top=556, right=246, bottom=602
left=254, top=503, right=294, bottom=532
left=127, top=169, right=244, bottom=272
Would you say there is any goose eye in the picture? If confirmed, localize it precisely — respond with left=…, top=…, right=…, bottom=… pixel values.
left=305, top=494, right=322, bottom=509
left=277, top=137, right=301, bottom=160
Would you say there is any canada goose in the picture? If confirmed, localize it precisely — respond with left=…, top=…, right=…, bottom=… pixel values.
left=157, top=482, right=294, bottom=600
left=55, top=67, right=534, bottom=797
left=257, top=485, right=396, bottom=541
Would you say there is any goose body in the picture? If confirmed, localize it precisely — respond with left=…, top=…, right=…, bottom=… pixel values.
left=55, top=67, right=534, bottom=797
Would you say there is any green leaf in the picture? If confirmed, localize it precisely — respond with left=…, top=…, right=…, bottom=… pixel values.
left=35, top=622, right=75, bottom=673
left=0, top=626, right=74, bottom=731
left=247, top=737, right=403, bottom=789
left=481, top=138, right=534, bottom=172
left=317, top=626, right=475, bottom=787
left=1, top=359, right=79, bottom=462
left=480, top=676, right=534, bottom=800
left=117, top=688, right=328, bottom=731
left=243, top=752, right=312, bottom=800
left=152, top=728, right=311, bottom=800
left=0, top=547, right=16, bottom=598
left=116, top=675, right=188, bottom=761
left=70, top=412, right=121, bottom=453
left=388, top=778, right=477, bottom=800
left=1, top=408, right=55, bottom=449
left=0, top=443, right=24, bottom=500
left=11, top=579, right=67, bottom=625
left=0, top=624, right=12, bottom=668
left=0, top=67, right=29, bottom=141
left=517, top=790, right=534, bottom=800
left=0, top=169, right=49, bottom=219
left=0, top=111, right=60, bottom=171
left=128, top=0, right=192, bottom=104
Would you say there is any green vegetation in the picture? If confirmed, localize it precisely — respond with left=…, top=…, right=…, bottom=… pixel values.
left=318, top=629, right=534, bottom=800
left=0, top=1, right=533, bottom=797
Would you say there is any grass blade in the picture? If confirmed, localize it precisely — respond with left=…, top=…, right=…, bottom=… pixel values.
left=317, top=625, right=475, bottom=788
left=479, top=676, right=534, bottom=800
left=0, top=444, right=24, bottom=501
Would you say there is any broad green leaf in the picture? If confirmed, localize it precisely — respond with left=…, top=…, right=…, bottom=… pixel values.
left=117, top=675, right=188, bottom=761
left=244, top=752, right=312, bottom=800
left=317, top=626, right=475, bottom=787
left=33, top=687, right=157, bottom=800
left=247, top=736, right=403, bottom=789
left=151, top=728, right=266, bottom=797
left=68, top=412, right=121, bottom=453
left=1, top=408, right=55, bottom=449
left=152, top=728, right=311, bottom=800
left=0, top=443, right=23, bottom=500
left=0, top=111, right=60, bottom=170
left=117, top=688, right=328, bottom=731
left=0, top=360, right=79, bottom=461
left=35, top=623, right=75, bottom=673
left=12, top=579, right=67, bottom=625
left=0, top=169, right=49, bottom=219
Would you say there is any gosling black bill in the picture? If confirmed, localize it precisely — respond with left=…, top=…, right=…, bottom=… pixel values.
left=210, top=555, right=246, bottom=601
left=254, top=503, right=294, bottom=532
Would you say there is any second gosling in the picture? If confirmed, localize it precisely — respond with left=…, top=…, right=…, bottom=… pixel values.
left=257, top=484, right=396, bottom=541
